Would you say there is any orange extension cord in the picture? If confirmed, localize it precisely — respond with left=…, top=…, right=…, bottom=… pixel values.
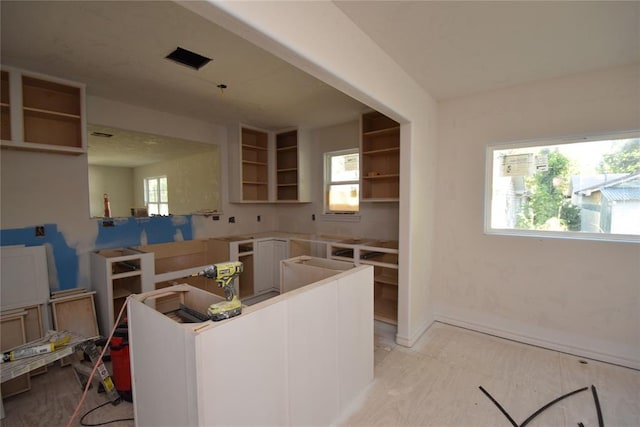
left=65, top=296, right=130, bottom=427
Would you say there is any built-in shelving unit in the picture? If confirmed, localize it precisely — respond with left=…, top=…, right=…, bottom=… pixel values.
left=360, top=111, right=400, bottom=201
left=1, top=67, right=86, bottom=154
left=276, top=130, right=299, bottom=201
left=241, top=127, right=270, bottom=202
left=229, top=124, right=310, bottom=203
left=1, top=70, right=10, bottom=141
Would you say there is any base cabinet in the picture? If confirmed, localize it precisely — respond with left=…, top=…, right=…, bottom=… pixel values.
left=128, top=262, right=373, bottom=427
left=90, top=249, right=154, bottom=334
left=329, top=239, right=399, bottom=325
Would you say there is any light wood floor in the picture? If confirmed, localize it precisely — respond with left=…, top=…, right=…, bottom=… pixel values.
left=2, top=322, right=638, bottom=426
left=345, top=322, right=640, bottom=427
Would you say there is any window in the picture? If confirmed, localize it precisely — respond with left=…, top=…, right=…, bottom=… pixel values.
left=486, top=130, right=640, bottom=241
left=144, top=176, right=169, bottom=216
left=325, top=149, right=359, bottom=213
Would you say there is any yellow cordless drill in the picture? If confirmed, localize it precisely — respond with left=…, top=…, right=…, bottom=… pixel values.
left=196, top=261, right=243, bottom=321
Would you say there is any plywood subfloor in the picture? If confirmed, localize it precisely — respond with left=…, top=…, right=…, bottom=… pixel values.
left=2, top=322, right=638, bottom=426
left=344, top=322, right=640, bottom=427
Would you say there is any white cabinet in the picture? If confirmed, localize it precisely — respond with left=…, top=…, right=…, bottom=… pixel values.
left=128, top=262, right=373, bottom=427
left=0, top=66, right=86, bottom=154
left=0, top=245, right=51, bottom=332
left=90, top=249, right=154, bottom=334
left=329, top=239, right=399, bottom=325
left=254, top=239, right=288, bottom=295
left=228, top=124, right=311, bottom=203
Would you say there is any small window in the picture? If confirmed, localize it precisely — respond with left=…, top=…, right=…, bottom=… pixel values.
left=325, top=149, right=359, bottom=213
left=486, top=131, right=640, bottom=241
left=144, top=176, right=169, bottom=216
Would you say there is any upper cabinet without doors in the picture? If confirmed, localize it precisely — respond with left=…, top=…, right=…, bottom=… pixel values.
left=360, top=111, right=400, bottom=201
left=229, top=124, right=310, bottom=203
left=1, top=67, right=86, bottom=154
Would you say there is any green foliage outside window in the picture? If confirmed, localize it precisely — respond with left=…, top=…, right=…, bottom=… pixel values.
left=517, top=150, right=581, bottom=231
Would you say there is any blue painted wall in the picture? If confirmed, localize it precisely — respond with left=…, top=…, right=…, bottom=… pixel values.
left=1, top=216, right=193, bottom=290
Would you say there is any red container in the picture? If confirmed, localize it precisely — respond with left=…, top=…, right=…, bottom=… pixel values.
left=110, top=328, right=132, bottom=402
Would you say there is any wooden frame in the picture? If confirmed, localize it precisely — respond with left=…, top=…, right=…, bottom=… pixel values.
left=50, top=292, right=99, bottom=339
left=1, top=313, right=31, bottom=398
left=50, top=291, right=99, bottom=366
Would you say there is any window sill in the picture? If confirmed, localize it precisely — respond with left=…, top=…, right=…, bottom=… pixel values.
left=486, top=228, right=640, bottom=244
left=320, top=213, right=361, bottom=223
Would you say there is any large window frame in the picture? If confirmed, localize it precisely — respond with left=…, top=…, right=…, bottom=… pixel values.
left=485, top=130, right=640, bottom=243
left=324, top=148, right=360, bottom=215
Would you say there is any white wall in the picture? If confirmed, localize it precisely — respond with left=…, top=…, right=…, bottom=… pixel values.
left=88, top=165, right=134, bottom=218
left=434, top=64, right=640, bottom=368
left=133, top=151, right=220, bottom=215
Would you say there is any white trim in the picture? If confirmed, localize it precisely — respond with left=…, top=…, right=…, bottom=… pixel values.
left=395, top=316, right=433, bottom=348
left=319, top=213, right=361, bottom=223
left=484, top=129, right=640, bottom=243
left=434, top=314, right=640, bottom=370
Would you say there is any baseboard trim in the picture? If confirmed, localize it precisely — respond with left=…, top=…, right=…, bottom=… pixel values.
left=395, top=317, right=433, bottom=347
left=434, top=314, right=640, bottom=371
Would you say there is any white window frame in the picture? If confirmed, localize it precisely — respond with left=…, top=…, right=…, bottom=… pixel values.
left=144, top=176, right=169, bottom=216
left=485, top=129, right=640, bottom=243
left=324, top=148, right=360, bottom=215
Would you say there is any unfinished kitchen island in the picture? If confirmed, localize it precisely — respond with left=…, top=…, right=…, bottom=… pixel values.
left=127, top=257, right=374, bottom=426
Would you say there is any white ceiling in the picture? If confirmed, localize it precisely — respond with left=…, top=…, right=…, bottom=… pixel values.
left=2, top=1, right=638, bottom=165
left=0, top=0, right=366, bottom=132
left=335, top=1, right=640, bottom=100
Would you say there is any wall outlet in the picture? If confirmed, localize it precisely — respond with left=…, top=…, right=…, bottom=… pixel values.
left=257, top=215, right=261, bottom=222
left=212, top=215, right=220, bottom=221
left=102, top=220, right=115, bottom=227
left=35, top=226, right=45, bottom=237
left=229, top=216, right=235, bottom=223
left=312, top=214, right=316, bottom=221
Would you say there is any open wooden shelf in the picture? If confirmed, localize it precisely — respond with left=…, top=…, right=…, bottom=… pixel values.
left=1, top=67, right=85, bottom=154
left=361, top=111, right=400, bottom=201
left=276, top=130, right=299, bottom=201
left=241, top=127, right=269, bottom=201
left=22, top=75, right=82, bottom=148
left=1, top=70, right=10, bottom=141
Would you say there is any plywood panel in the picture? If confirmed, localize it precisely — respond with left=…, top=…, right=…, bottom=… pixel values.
left=50, top=293, right=99, bottom=338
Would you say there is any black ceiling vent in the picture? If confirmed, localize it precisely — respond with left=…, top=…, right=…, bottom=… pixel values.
left=166, top=47, right=211, bottom=70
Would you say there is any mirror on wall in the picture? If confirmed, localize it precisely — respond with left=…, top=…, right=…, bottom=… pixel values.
left=88, top=124, right=221, bottom=218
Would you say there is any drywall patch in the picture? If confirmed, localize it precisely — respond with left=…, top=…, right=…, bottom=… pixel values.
left=0, top=224, right=78, bottom=291
left=171, top=215, right=189, bottom=227
left=94, top=216, right=193, bottom=249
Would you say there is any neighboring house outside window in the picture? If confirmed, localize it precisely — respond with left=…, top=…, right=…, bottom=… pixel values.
left=145, top=176, right=168, bottom=215
left=486, top=131, right=640, bottom=241
left=325, top=149, right=359, bottom=213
